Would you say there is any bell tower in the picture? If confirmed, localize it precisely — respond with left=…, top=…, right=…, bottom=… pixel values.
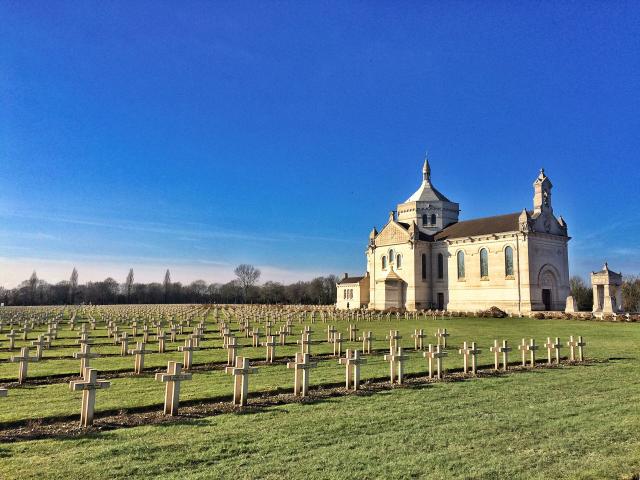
left=533, top=168, right=553, bottom=215
left=396, top=154, right=459, bottom=235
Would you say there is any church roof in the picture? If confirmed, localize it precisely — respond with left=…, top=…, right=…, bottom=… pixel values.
left=404, top=158, right=452, bottom=203
left=338, top=276, right=365, bottom=285
left=405, top=182, right=451, bottom=203
left=397, top=222, right=434, bottom=241
left=433, top=212, right=522, bottom=241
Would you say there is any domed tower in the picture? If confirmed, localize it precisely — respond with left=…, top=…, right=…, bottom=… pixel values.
left=396, top=155, right=460, bottom=235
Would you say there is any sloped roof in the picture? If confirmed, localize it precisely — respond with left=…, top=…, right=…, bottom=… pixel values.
left=406, top=180, right=451, bottom=203
left=397, top=222, right=434, bottom=241
left=433, top=212, right=521, bottom=241
left=338, top=276, right=365, bottom=285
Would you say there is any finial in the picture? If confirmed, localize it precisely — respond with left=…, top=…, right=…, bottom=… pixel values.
left=423, top=152, right=431, bottom=183
left=604, top=261, right=609, bottom=271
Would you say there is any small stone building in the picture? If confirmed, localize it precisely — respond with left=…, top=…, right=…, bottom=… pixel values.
left=336, top=273, right=370, bottom=309
left=337, top=157, right=571, bottom=313
left=591, top=263, right=623, bottom=314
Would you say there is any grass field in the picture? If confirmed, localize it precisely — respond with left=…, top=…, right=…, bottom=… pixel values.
left=0, top=311, right=638, bottom=479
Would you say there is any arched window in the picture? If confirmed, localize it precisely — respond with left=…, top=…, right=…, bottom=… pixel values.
left=505, top=246, right=514, bottom=276
left=437, top=253, right=444, bottom=279
left=422, top=214, right=428, bottom=226
left=431, top=214, right=437, bottom=225
left=457, top=251, right=465, bottom=279
left=396, top=254, right=402, bottom=268
left=388, top=249, right=395, bottom=264
left=382, top=256, right=387, bottom=270
left=480, top=248, right=489, bottom=278
left=421, top=254, right=427, bottom=279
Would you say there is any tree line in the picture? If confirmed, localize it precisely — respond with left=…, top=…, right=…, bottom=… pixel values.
left=0, top=265, right=339, bottom=306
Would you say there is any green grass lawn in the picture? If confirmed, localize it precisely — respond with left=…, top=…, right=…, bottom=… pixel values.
left=0, top=313, right=638, bottom=479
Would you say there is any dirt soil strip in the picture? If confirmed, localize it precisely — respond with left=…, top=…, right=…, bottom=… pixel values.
left=0, top=361, right=595, bottom=442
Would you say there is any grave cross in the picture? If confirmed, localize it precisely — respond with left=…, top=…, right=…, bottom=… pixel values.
left=384, top=347, right=409, bottom=385
left=490, top=340, right=511, bottom=371
left=458, top=341, right=472, bottom=374
left=567, top=336, right=579, bottom=361
left=424, top=344, right=447, bottom=379
left=74, top=343, right=99, bottom=376
left=251, top=328, right=262, bottom=348
left=327, top=325, right=337, bottom=343
left=287, top=352, right=317, bottom=397
left=179, top=337, right=200, bottom=370
left=223, top=336, right=238, bottom=367
left=156, top=331, right=167, bottom=353
left=435, top=328, right=450, bottom=348
left=411, top=329, right=426, bottom=351
left=21, top=323, right=31, bottom=341
left=348, top=324, right=359, bottom=342
left=6, top=329, right=17, bottom=350
left=10, top=346, right=39, bottom=384
left=544, top=337, right=562, bottom=364
left=359, top=331, right=374, bottom=354
left=155, top=361, right=192, bottom=416
left=297, top=332, right=312, bottom=354
left=119, top=332, right=130, bottom=356
left=128, top=341, right=152, bottom=374
left=69, top=367, right=110, bottom=427
left=262, top=335, right=278, bottom=363
left=225, top=356, right=257, bottom=406
left=278, top=327, right=288, bottom=346
left=386, top=330, right=402, bottom=352
left=567, top=335, right=586, bottom=361
left=333, top=332, right=345, bottom=357
left=525, top=338, right=539, bottom=367
left=339, top=349, right=367, bottom=391
left=31, top=334, right=50, bottom=360
left=518, top=338, right=528, bottom=366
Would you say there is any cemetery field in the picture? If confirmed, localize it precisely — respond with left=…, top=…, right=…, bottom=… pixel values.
left=0, top=307, right=639, bottom=479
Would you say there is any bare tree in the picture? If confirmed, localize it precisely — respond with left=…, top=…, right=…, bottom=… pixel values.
left=234, top=264, right=261, bottom=302
left=125, top=268, right=134, bottom=302
left=28, top=270, right=38, bottom=304
left=163, top=269, right=171, bottom=303
left=69, top=267, right=79, bottom=304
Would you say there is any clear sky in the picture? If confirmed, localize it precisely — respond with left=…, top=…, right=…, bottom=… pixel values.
left=1, top=1, right=639, bottom=288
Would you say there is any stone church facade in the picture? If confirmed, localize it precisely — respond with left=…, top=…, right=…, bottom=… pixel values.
left=337, top=159, right=571, bottom=314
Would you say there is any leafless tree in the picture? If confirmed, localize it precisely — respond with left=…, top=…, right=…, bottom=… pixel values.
left=163, top=269, right=171, bottom=303
left=69, top=267, right=79, bottom=304
left=234, top=264, right=261, bottom=302
left=28, top=270, right=38, bottom=304
left=125, top=268, right=134, bottom=302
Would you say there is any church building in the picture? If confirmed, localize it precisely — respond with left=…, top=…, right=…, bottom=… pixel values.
left=337, top=158, right=571, bottom=314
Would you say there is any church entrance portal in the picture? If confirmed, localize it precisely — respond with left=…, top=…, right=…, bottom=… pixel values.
left=542, top=289, right=552, bottom=311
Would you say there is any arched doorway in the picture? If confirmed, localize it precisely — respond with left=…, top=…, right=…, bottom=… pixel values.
left=539, top=267, right=559, bottom=311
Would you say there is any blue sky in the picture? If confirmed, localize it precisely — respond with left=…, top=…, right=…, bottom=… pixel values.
left=1, top=1, right=639, bottom=287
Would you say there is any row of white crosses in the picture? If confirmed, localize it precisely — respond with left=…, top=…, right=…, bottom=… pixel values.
left=5, top=319, right=587, bottom=427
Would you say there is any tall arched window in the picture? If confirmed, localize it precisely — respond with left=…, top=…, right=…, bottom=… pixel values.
left=421, top=254, right=427, bottom=279
left=437, top=253, right=444, bottom=279
left=457, top=251, right=465, bottom=279
left=431, top=214, right=437, bottom=225
left=480, top=248, right=489, bottom=278
left=388, top=249, right=395, bottom=264
left=396, top=254, right=402, bottom=268
left=505, top=246, right=514, bottom=276
left=382, top=256, right=387, bottom=269
left=422, top=214, right=428, bottom=226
